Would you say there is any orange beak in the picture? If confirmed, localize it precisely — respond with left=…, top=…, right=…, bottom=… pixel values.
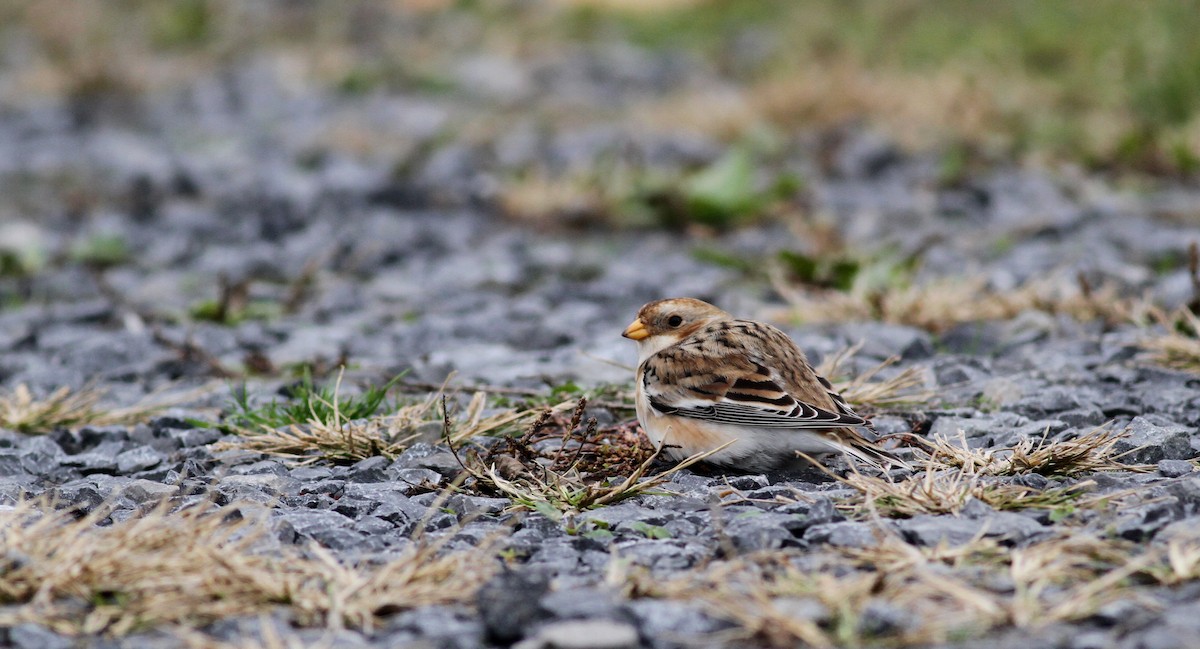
left=622, top=318, right=649, bottom=341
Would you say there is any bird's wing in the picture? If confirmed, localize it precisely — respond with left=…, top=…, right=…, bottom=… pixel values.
left=640, top=326, right=867, bottom=431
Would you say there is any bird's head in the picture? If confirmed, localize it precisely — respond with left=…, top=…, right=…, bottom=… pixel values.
left=622, top=297, right=731, bottom=361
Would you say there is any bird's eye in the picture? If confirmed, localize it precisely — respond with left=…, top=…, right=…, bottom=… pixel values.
left=667, top=315, right=683, bottom=327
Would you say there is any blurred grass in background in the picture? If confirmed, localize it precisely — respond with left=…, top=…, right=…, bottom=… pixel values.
left=0, top=0, right=1198, bottom=175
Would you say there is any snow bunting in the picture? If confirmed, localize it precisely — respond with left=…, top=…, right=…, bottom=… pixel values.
left=622, top=297, right=902, bottom=472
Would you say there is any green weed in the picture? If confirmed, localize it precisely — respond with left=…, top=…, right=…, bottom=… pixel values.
left=224, top=372, right=403, bottom=431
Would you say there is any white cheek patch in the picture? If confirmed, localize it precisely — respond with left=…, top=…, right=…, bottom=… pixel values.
left=636, top=335, right=677, bottom=365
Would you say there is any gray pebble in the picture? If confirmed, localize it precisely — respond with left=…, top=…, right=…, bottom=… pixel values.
left=1159, top=460, right=1195, bottom=478
left=515, top=619, right=639, bottom=649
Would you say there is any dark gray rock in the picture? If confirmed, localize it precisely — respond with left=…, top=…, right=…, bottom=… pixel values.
left=0, top=474, right=42, bottom=502
left=390, top=467, right=446, bottom=492
left=353, top=515, right=394, bottom=536
left=129, top=422, right=183, bottom=454
left=230, top=459, right=288, bottom=476
left=478, top=570, right=550, bottom=644
left=290, top=466, right=334, bottom=481
left=831, top=130, right=902, bottom=179
left=857, top=599, right=911, bottom=637
left=393, top=443, right=463, bottom=476
left=75, top=425, right=131, bottom=450
left=1159, top=460, right=1195, bottom=478
left=1090, top=598, right=1159, bottom=633
left=49, top=479, right=105, bottom=513
left=613, top=540, right=706, bottom=572
left=346, top=455, right=391, bottom=483
left=1068, top=630, right=1112, bottom=649
left=539, top=587, right=622, bottom=621
left=444, top=494, right=509, bottom=516
left=176, top=428, right=222, bottom=447
left=218, top=474, right=301, bottom=498
left=583, top=504, right=671, bottom=530
left=1058, top=407, right=1109, bottom=429
left=0, top=450, right=27, bottom=476
left=897, top=512, right=1043, bottom=547
left=116, top=445, right=165, bottom=473
left=1114, top=498, right=1186, bottom=541
left=368, top=492, right=442, bottom=533
left=16, top=435, right=66, bottom=466
left=122, top=479, right=177, bottom=503
left=625, top=599, right=727, bottom=639
left=383, top=604, right=482, bottom=645
left=301, top=478, right=344, bottom=496
left=723, top=511, right=809, bottom=551
left=1014, top=386, right=1095, bottom=418
left=62, top=440, right=126, bottom=474
left=928, top=412, right=1029, bottom=441
left=725, top=474, right=770, bottom=490
left=5, top=623, right=73, bottom=649
left=1114, top=417, right=1195, bottom=464
left=936, top=325, right=1006, bottom=357
left=804, top=521, right=882, bottom=548
left=275, top=510, right=364, bottom=550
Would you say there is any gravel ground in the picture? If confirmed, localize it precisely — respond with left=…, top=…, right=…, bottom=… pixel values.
left=3, top=29, right=1200, bottom=649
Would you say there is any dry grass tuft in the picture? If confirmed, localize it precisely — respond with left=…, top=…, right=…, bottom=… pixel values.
left=618, top=540, right=1006, bottom=647
left=0, top=499, right=496, bottom=637
left=814, top=344, right=934, bottom=411
left=217, top=389, right=534, bottom=465
left=496, top=172, right=618, bottom=227
left=917, top=425, right=1150, bottom=477
left=454, top=398, right=726, bottom=518
left=773, top=271, right=1150, bottom=334
left=1005, top=534, right=1155, bottom=626
left=617, top=526, right=1200, bottom=647
left=835, top=463, right=1093, bottom=519
left=1158, top=537, right=1200, bottom=585
left=1141, top=307, right=1200, bottom=373
left=0, top=383, right=166, bottom=434
left=818, top=425, right=1146, bottom=520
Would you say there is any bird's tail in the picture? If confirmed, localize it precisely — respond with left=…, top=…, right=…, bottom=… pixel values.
left=844, top=441, right=907, bottom=470
left=840, top=434, right=911, bottom=471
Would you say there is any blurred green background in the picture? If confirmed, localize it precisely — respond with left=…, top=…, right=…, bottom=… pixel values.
left=2, top=0, right=1198, bottom=175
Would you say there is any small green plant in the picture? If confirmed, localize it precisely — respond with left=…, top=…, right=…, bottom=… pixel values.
left=777, top=250, right=861, bottom=292
left=582, top=528, right=615, bottom=542
left=0, top=223, right=47, bottom=278
left=224, top=372, right=404, bottom=431
left=69, top=234, right=129, bottom=268
left=627, top=521, right=672, bottom=539
left=151, top=0, right=213, bottom=48
left=691, top=247, right=758, bottom=274
left=188, top=276, right=282, bottom=325
left=189, top=298, right=281, bottom=325
left=681, top=146, right=760, bottom=227
left=337, top=66, right=384, bottom=95
left=638, top=142, right=800, bottom=231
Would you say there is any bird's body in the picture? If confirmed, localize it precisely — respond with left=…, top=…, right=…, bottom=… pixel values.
left=623, top=298, right=901, bottom=472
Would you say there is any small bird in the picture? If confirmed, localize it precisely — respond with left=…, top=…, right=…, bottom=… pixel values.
left=622, top=297, right=902, bottom=472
